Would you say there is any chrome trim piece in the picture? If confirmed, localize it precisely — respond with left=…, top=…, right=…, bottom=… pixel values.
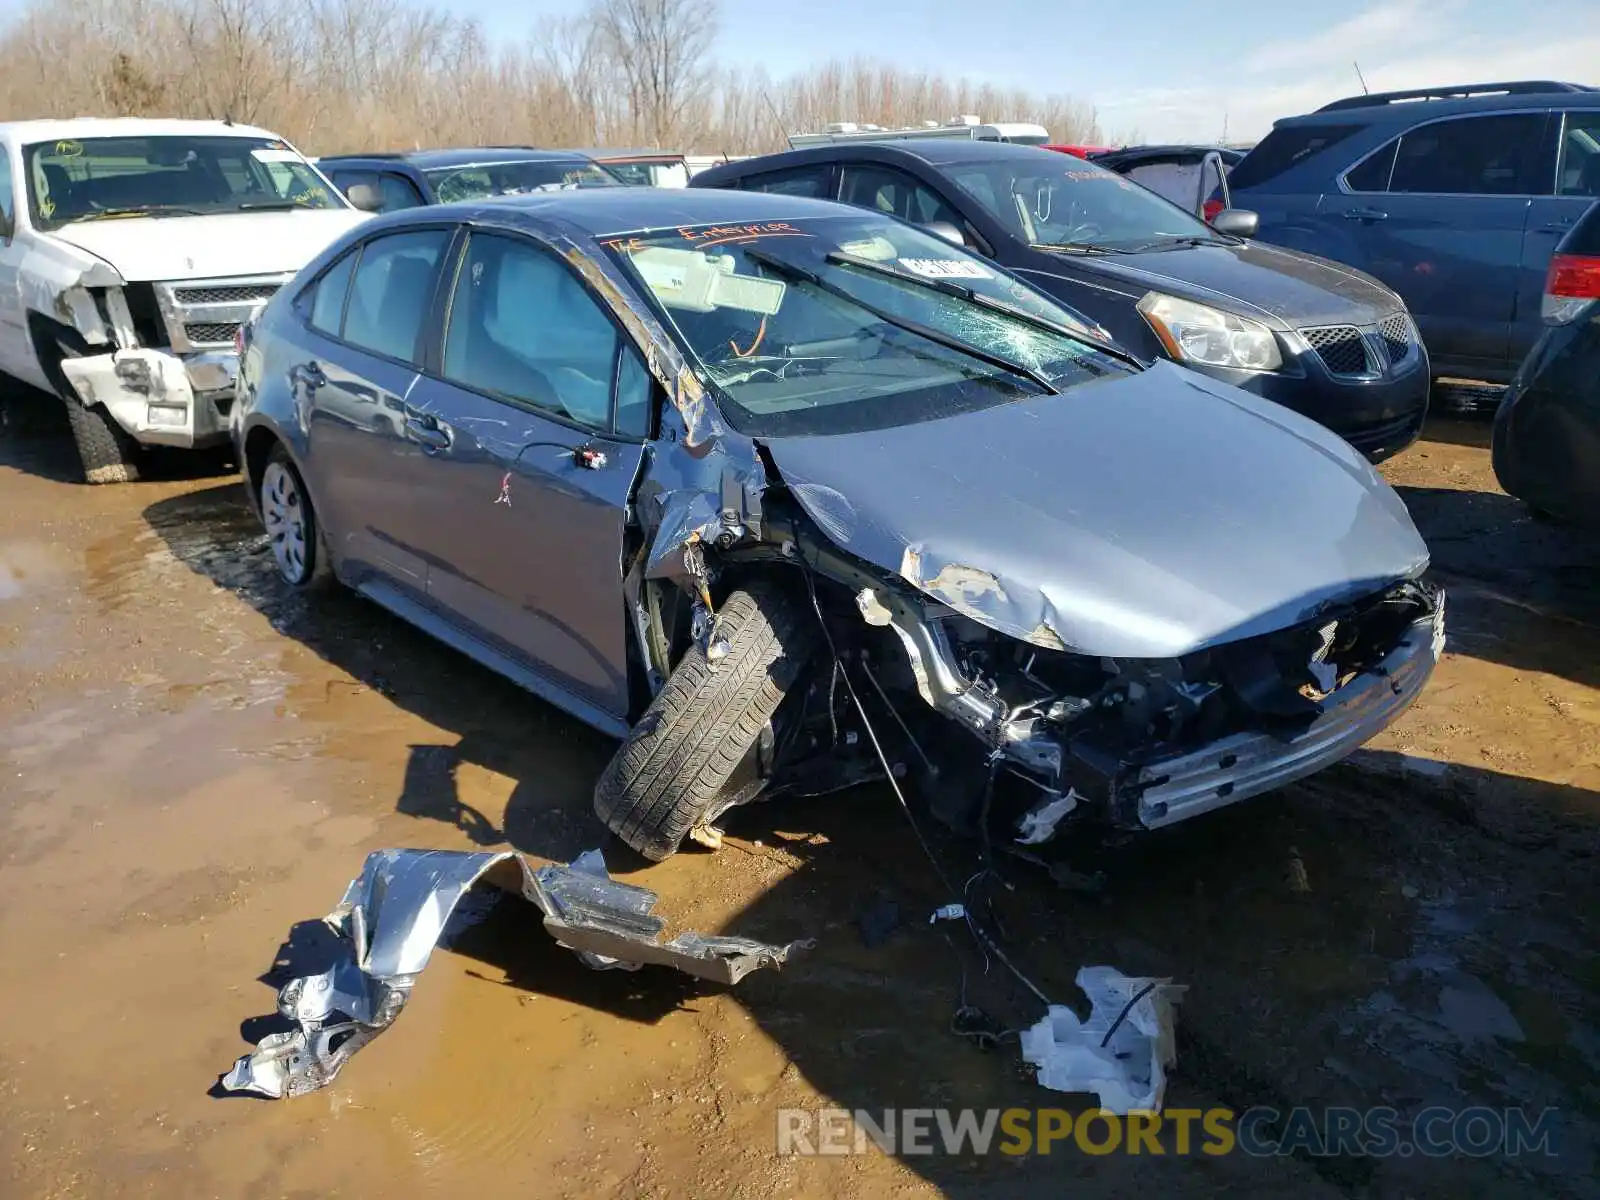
left=153, top=273, right=292, bottom=351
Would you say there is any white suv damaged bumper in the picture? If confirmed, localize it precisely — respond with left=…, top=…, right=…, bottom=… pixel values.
left=60, top=348, right=239, bottom=449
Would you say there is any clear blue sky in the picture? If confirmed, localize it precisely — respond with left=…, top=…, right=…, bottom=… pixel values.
left=441, top=0, right=1600, bottom=141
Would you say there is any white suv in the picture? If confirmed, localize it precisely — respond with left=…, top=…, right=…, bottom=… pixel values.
left=0, top=118, right=369, bottom=482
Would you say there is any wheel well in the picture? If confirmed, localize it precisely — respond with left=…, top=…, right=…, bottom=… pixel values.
left=243, top=426, right=281, bottom=500
left=26, top=311, right=92, bottom=402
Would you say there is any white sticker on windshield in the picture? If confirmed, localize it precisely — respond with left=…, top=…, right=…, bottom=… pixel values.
left=251, top=148, right=304, bottom=164
left=898, top=257, right=992, bottom=280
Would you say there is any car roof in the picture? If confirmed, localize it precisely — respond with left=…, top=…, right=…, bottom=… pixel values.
left=1278, top=81, right=1600, bottom=127
left=410, top=187, right=859, bottom=237
left=0, top=117, right=286, bottom=143
left=318, top=147, right=597, bottom=169
left=1094, top=144, right=1243, bottom=160
left=571, top=147, right=685, bottom=162
left=696, top=137, right=1068, bottom=183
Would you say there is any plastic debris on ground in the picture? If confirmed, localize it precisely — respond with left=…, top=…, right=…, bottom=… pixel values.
left=1019, top=966, right=1186, bottom=1113
left=219, top=847, right=807, bottom=1099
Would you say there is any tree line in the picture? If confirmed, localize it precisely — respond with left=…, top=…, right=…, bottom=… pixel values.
left=0, top=0, right=1103, bottom=155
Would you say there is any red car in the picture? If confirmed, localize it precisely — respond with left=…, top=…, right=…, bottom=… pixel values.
left=1044, top=143, right=1118, bottom=158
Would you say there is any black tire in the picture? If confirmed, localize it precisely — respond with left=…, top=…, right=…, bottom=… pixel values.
left=64, top=400, right=140, bottom=484
left=260, top=444, right=334, bottom=591
left=595, top=581, right=818, bottom=861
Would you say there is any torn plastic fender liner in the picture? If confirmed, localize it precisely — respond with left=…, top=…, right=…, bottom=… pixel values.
left=219, top=848, right=806, bottom=1099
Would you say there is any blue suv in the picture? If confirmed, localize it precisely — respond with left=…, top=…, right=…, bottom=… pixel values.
left=1229, top=81, right=1600, bottom=385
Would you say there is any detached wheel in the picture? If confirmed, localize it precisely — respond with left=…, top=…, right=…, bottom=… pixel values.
left=64, top=400, right=140, bottom=484
left=596, top=581, right=818, bottom=861
left=260, top=445, right=332, bottom=590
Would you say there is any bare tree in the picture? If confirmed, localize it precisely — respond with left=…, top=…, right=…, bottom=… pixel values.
left=590, top=0, right=718, bottom=148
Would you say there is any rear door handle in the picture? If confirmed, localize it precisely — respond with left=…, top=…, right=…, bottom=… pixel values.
left=404, top=414, right=450, bottom=450
left=1342, top=207, right=1389, bottom=221
left=1537, top=221, right=1576, bottom=234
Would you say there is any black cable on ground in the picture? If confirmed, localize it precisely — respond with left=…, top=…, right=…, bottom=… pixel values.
left=792, top=549, right=1055, bottom=1012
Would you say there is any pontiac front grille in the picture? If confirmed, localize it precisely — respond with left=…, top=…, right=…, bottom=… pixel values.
left=1302, top=324, right=1371, bottom=376
left=1379, top=313, right=1413, bottom=365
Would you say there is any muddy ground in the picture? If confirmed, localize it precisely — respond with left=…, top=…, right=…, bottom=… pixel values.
left=0, top=398, right=1596, bottom=1199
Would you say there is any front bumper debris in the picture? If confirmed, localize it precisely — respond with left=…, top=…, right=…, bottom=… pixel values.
left=1131, top=596, right=1444, bottom=828
left=61, top=349, right=236, bottom=449
left=219, top=847, right=808, bottom=1099
left=1020, top=966, right=1185, bottom=1113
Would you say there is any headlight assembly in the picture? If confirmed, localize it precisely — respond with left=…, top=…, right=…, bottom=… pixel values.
left=1137, top=292, right=1283, bottom=372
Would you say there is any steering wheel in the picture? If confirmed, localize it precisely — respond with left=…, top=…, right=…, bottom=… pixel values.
left=1062, top=221, right=1106, bottom=243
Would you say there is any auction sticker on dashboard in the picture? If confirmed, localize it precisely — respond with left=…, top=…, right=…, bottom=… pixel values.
left=899, top=258, right=992, bottom=280
left=251, top=148, right=304, bottom=164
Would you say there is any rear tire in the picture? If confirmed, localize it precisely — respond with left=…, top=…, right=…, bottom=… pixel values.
left=64, top=399, right=140, bottom=484
left=595, top=581, right=818, bottom=861
left=260, top=444, right=333, bottom=591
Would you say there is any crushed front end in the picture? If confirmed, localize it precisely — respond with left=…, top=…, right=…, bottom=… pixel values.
left=54, top=275, right=287, bottom=449
left=816, top=532, right=1444, bottom=836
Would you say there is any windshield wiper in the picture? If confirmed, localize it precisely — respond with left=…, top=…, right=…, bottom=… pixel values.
left=1122, top=234, right=1230, bottom=253
left=824, top=250, right=1135, bottom=365
left=741, top=246, right=1057, bottom=395
left=73, top=205, right=207, bottom=222
left=235, top=199, right=310, bottom=211
left=1033, top=241, right=1121, bottom=255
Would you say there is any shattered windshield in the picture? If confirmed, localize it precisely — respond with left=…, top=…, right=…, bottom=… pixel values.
left=604, top=214, right=1129, bottom=437
left=23, top=135, right=342, bottom=229
left=945, top=157, right=1226, bottom=251
left=425, top=159, right=619, bottom=202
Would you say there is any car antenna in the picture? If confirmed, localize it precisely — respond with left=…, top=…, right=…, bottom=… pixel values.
left=1353, top=61, right=1370, bottom=95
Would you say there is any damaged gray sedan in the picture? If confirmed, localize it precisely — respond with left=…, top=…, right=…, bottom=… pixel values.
left=232, top=189, right=1444, bottom=860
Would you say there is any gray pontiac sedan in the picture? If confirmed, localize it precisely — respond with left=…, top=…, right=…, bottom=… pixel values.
left=232, top=188, right=1445, bottom=861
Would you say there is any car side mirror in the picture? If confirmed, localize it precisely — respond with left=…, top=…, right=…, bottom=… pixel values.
left=1210, top=208, right=1258, bottom=238
left=922, top=219, right=969, bottom=248
left=344, top=183, right=383, bottom=212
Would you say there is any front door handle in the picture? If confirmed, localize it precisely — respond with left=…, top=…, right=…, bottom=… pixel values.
left=1343, top=207, right=1389, bottom=221
left=1537, top=221, right=1576, bottom=234
left=292, top=360, right=327, bottom=388
left=404, top=414, right=450, bottom=450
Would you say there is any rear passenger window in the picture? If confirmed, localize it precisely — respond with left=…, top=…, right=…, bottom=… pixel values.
left=442, top=232, right=623, bottom=432
left=1228, top=124, right=1366, bottom=190
left=741, top=166, right=833, bottom=198
left=1343, top=140, right=1398, bottom=192
left=839, top=165, right=966, bottom=227
left=308, top=250, right=357, bottom=336
left=343, top=229, right=450, bottom=363
left=1557, top=111, right=1600, bottom=196
left=1388, top=114, right=1550, bottom=195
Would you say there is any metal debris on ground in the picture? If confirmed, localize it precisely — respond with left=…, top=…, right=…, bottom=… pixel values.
left=1019, top=966, right=1186, bottom=1114
left=219, top=847, right=807, bottom=1099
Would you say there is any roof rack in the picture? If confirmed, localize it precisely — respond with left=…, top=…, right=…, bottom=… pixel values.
left=1316, top=80, right=1597, bottom=112
left=314, top=152, right=408, bottom=162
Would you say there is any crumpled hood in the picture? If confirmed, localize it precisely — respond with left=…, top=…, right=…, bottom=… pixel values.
left=764, top=361, right=1429, bottom=659
left=1031, top=240, right=1403, bottom=328
left=47, top=209, right=370, bottom=282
